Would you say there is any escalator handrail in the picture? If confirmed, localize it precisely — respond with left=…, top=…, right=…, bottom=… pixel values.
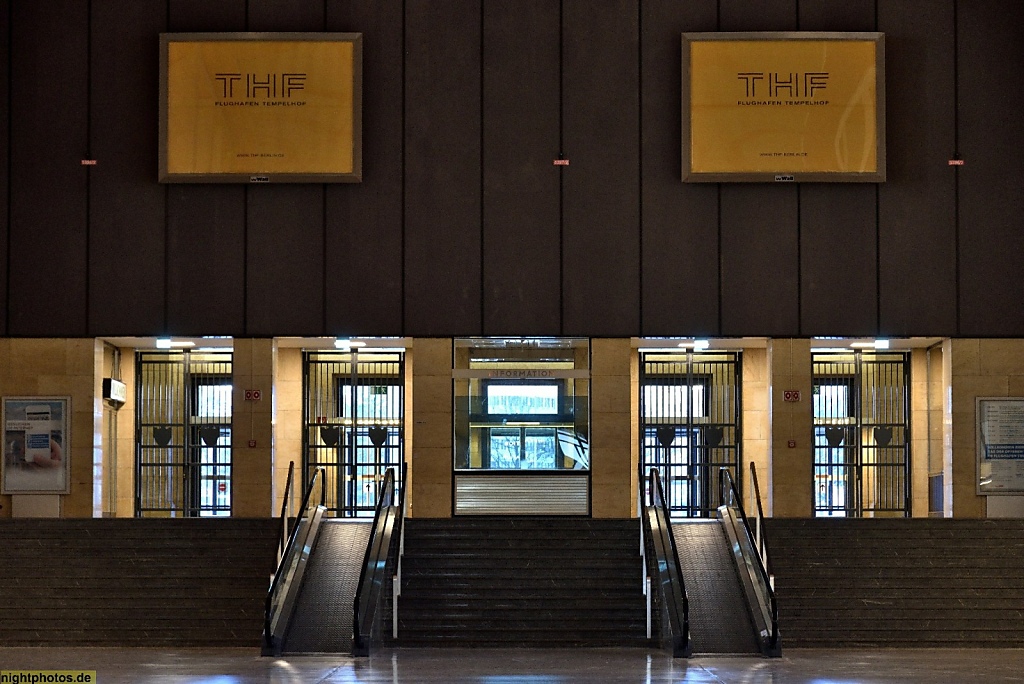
left=263, top=467, right=326, bottom=649
left=718, top=467, right=779, bottom=652
left=275, top=461, right=296, bottom=567
left=642, top=468, right=691, bottom=656
left=748, top=461, right=775, bottom=582
left=351, top=462, right=406, bottom=656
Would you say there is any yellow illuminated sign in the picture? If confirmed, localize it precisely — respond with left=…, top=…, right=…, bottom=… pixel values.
left=683, top=33, right=885, bottom=182
left=160, top=34, right=361, bottom=182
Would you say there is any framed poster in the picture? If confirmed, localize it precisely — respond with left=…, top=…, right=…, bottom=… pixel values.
left=159, top=32, right=362, bottom=183
left=976, top=398, right=1024, bottom=495
left=682, top=32, right=885, bottom=182
left=2, top=397, right=71, bottom=495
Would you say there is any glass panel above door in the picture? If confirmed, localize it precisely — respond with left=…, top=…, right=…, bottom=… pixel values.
left=453, top=338, right=590, bottom=472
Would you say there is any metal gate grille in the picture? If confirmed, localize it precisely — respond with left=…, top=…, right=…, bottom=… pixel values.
left=812, top=351, right=910, bottom=517
left=640, top=351, right=742, bottom=518
left=303, top=349, right=404, bottom=517
left=135, top=350, right=233, bottom=517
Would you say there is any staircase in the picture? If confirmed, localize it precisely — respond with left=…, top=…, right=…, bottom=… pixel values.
left=766, top=518, right=1024, bottom=647
left=0, top=518, right=278, bottom=646
left=397, top=517, right=648, bottom=646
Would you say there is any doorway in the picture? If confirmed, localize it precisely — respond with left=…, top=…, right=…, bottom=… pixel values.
left=134, top=350, right=233, bottom=517
left=639, top=350, right=742, bottom=518
left=812, top=351, right=911, bottom=517
left=303, top=348, right=405, bottom=517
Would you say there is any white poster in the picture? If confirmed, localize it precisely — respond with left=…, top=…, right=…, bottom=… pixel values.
left=977, top=398, right=1024, bottom=494
left=2, top=397, right=70, bottom=494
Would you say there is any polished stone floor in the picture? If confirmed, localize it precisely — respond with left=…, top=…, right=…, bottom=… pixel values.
left=2, top=647, right=1024, bottom=683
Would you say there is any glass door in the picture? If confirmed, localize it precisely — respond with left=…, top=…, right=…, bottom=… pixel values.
left=135, top=350, right=233, bottom=517
left=640, top=350, right=741, bottom=518
left=304, top=348, right=405, bottom=517
left=812, top=351, right=911, bottom=517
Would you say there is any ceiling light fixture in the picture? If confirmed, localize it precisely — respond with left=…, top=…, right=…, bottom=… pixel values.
left=155, top=337, right=195, bottom=349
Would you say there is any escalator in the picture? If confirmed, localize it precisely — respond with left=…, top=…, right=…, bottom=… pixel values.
left=672, top=520, right=759, bottom=654
left=278, top=520, right=371, bottom=653
left=263, top=465, right=405, bottom=657
left=642, top=466, right=779, bottom=658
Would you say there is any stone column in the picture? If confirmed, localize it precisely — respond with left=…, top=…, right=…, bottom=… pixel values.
left=742, top=347, right=771, bottom=515
left=768, top=339, right=813, bottom=517
left=231, top=339, right=275, bottom=517
left=590, top=338, right=634, bottom=518
left=410, top=338, right=453, bottom=517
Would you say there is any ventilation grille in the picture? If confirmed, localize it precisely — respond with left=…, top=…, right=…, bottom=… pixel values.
left=454, top=474, right=589, bottom=515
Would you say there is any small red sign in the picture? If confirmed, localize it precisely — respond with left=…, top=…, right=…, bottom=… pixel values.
left=81, top=159, right=97, bottom=166
left=244, top=389, right=262, bottom=401
left=218, top=482, right=227, bottom=493
left=783, top=390, right=801, bottom=402
left=553, top=159, right=570, bottom=166
left=787, top=440, right=797, bottom=448
left=948, top=159, right=965, bottom=166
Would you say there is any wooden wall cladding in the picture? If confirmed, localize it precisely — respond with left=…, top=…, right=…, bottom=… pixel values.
left=562, top=0, right=640, bottom=337
left=878, top=0, right=957, bottom=336
left=0, top=0, right=8, bottom=335
left=0, top=1, right=1019, bottom=339
left=798, top=0, right=878, bottom=337
left=88, top=0, right=167, bottom=335
left=8, top=1, right=89, bottom=336
left=481, top=0, right=561, bottom=337
left=164, top=1, right=247, bottom=336
left=245, top=2, right=326, bottom=337
left=403, top=0, right=482, bottom=336
left=640, top=0, right=719, bottom=336
left=718, top=0, right=799, bottom=337
left=325, top=0, right=404, bottom=337
left=957, top=0, right=1024, bottom=336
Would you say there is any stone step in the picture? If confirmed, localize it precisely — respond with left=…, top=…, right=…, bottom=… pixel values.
left=0, top=518, right=278, bottom=647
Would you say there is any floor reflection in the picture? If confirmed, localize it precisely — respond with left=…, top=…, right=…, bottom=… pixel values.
left=1, top=648, right=1024, bottom=684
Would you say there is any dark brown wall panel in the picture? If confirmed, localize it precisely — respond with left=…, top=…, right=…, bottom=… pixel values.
left=958, top=0, right=1024, bottom=336
left=719, top=0, right=799, bottom=336
left=404, top=0, right=482, bottom=336
left=800, top=186, right=877, bottom=335
left=482, top=0, right=560, bottom=336
left=798, top=0, right=876, bottom=31
left=165, top=187, right=246, bottom=335
left=721, top=0, right=796, bottom=31
left=249, top=0, right=324, bottom=31
left=165, top=1, right=247, bottom=335
left=325, top=0, right=403, bottom=336
left=8, top=1, right=89, bottom=336
left=720, top=187, right=799, bottom=335
left=167, top=0, right=244, bottom=32
left=562, top=0, right=640, bottom=336
left=246, top=187, right=324, bottom=335
left=0, top=0, right=8, bottom=335
left=245, top=1, right=325, bottom=336
left=798, top=0, right=878, bottom=336
left=641, top=0, right=719, bottom=336
left=88, top=0, right=166, bottom=335
left=878, top=1, right=956, bottom=336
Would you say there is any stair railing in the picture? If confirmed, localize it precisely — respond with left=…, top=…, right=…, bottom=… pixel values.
left=748, top=461, right=774, bottom=591
left=262, top=467, right=327, bottom=656
left=351, top=462, right=407, bottom=656
left=274, top=461, right=297, bottom=569
left=638, top=461, right=650, bottom=638
left=641, top=467, right=691, bottom=657
left=718, top=466, right=780, bottom=656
